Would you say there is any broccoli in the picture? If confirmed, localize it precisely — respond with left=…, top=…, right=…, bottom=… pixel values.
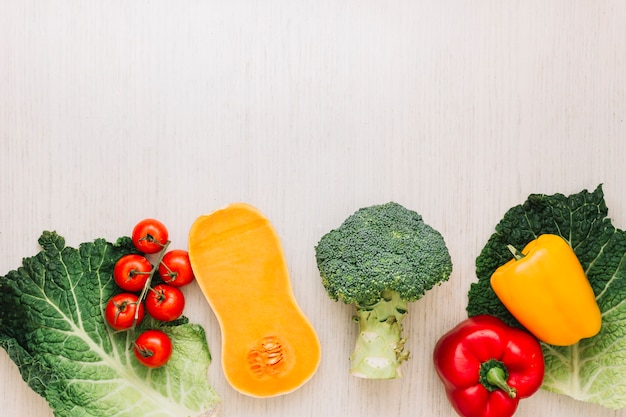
left=315, top=202, right=452, bottom=379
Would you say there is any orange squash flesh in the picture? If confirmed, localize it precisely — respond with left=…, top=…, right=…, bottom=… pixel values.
left=188, top=203, right=321, bottom=398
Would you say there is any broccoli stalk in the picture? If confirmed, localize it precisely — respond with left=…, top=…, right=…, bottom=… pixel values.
left=315, top=202, right=452, bottom=379
left=350, top=290, right=409, bottom=378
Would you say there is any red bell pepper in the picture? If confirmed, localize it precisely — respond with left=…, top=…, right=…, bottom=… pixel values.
left=433, top=315, right=544, bottom=417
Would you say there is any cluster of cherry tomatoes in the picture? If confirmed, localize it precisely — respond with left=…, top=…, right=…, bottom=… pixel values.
left=104, top=218, right=195, bottom=368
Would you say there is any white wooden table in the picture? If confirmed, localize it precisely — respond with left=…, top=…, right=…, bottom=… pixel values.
left=1, top=1, right=626, bottom=416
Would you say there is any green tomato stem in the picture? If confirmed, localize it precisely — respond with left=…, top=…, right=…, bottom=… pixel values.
left=133, top=240, right=171, bottom=326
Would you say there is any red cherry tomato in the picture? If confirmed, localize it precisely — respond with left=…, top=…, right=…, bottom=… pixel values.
left=131, top=219, right=169, bottom=254
left=134, top=329, right=173, bottom=368
left=113, top=254, right=153, bottom=292
left=105, top=293, right=145, bottom=331
left=158, top=249, right=195, bottom=287
left=145, top=283, right=185, bottom=322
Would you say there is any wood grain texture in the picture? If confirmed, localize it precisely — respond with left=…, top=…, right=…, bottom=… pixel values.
left=1, top=1, right=625, bottom=416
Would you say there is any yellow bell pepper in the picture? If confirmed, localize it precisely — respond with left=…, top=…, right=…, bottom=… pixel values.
left=490, top=233, right=601, bottom=346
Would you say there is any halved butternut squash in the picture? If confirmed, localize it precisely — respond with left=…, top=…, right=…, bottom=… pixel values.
left=188, top=203, right=321, bottom=398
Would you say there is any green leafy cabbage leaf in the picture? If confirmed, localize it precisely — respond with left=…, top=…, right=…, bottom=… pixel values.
left=0, top=231, right=221, bottom=417
left=467, top=185, right=626, bottom=409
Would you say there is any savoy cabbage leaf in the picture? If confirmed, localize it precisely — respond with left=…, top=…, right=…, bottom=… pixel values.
left=0, top=231, right=221, bottom=417
left=467, top=185, right=626, bottom=409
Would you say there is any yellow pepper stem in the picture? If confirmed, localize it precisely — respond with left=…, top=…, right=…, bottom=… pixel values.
left=506, top=244, right=525, bottom=261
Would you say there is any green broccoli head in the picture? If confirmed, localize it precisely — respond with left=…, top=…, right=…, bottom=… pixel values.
left=315, top=202, right=452, bottom=379
left=315, top=202, right=452, bottom=307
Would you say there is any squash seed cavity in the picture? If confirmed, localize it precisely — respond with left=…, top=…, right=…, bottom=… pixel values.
left=248, top=336, right=286, bottom=377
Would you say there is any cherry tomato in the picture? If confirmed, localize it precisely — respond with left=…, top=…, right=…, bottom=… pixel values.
left=131, top=218, right=169, bottom=254
left=105, top=293, right=145, bottom=331
left=145, top=283, right=185, bottom=322
left=113, top=254, right=153, bottom=292
left=134, top=329, right=173, bottom=368
left=158, top=249, right=195, bottom=287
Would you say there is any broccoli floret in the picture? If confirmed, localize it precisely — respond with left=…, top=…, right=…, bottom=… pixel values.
left=315, top=202, right=452, bottom=379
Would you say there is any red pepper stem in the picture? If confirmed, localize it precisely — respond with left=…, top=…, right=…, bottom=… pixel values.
left=479, top=359, right=518, bottom=399
left=507, top=244, right=525, bottom=261
left=485, top=366, right=517, bottom=399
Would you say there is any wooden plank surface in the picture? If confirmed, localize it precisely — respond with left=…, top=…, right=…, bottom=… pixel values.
left=1, top=1, right=626, bottom=416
